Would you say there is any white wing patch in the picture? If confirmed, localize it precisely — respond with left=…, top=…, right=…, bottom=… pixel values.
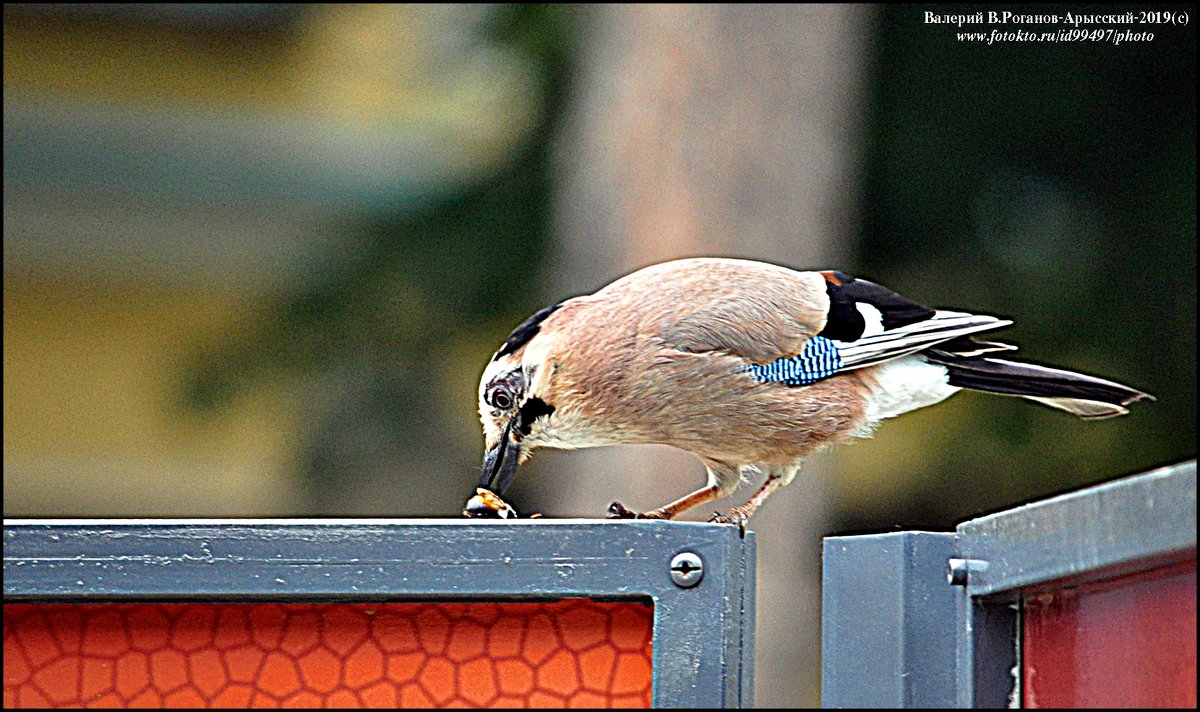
left=855, top=303, right=886, bottom=337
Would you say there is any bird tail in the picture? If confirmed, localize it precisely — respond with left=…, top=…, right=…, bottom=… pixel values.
left=923, top=352, right=1154, bottom=419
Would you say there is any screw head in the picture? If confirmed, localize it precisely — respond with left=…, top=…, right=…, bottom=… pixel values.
left=670, top=552, right=704, bottom=588
left=947, top=558, right=970, bottom=586
left=948, top=558, right=987, bottom=586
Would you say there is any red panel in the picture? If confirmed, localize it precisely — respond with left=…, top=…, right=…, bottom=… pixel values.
left=3, top=600, right=653, bottom=708
left=1024, top=558, right=1197, bottom=708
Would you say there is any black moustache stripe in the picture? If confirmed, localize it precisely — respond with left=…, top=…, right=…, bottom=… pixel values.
left=516, top=398, right=555, bottom=438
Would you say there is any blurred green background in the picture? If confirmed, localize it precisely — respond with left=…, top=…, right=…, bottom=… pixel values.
left=4, top=4, right=1194, bottom=707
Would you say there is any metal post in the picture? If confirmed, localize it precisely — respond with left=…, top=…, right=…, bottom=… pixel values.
left=822, top=531, right=958, bottom=708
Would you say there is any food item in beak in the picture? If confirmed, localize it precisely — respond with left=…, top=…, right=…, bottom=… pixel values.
left=463, top=488, right=518, bottom=519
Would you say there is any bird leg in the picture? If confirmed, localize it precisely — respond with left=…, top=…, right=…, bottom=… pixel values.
left=710, top=474, right=783, bottom=526
left=607, top=484, right=722, bottom=520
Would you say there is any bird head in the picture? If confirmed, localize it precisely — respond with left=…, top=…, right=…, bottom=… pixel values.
left=476, top=305, right=564, bottom=495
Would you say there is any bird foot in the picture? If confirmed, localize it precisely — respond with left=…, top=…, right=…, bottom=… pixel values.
left=606, top=501, right=669, bottom=520
left=709, top=509, right=749, bottom=534
left=606, top=501, right=641, bottom=519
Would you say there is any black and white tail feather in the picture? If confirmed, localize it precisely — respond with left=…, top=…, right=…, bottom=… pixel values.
left=923, top=351, right=1151, bottom=419
left=815, top=271, right=1153, bottom=419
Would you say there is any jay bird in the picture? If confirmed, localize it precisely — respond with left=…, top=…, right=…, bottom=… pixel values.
left=476, top=257, right=1152, bottom=524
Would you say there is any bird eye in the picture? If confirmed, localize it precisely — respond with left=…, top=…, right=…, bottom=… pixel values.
left=490, top=387, right=513, bottom=410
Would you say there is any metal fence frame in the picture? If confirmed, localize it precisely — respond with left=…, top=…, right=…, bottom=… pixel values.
left=822, top=459, right=1196, bottom=708
left=3, top=519, right=757, bottom=708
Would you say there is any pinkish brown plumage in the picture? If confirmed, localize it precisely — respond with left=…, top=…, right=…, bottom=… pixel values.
left=476, top=257, right=1152, bottom=524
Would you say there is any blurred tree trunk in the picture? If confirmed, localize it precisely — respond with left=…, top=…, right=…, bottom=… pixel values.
left=542, top=5, right=875, bottom=706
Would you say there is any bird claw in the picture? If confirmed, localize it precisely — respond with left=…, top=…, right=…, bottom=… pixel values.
left=709, top=509, right=749, bottom=534
left=606, top=501, right=671, bottom=519
left=606, top=501, right=642, bottom=519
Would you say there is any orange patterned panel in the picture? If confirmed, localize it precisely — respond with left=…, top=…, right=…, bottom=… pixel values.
left=3, top=600, right=653, bottom=708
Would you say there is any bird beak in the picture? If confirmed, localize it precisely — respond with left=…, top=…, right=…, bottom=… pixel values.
left=479, top=420, right=521, bottom=494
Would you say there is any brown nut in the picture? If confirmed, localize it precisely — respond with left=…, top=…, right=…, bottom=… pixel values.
left=463, top=488, right=518, bottom=519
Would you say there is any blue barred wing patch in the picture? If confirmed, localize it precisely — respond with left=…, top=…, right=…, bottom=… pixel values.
left=747, top=335, right=844, bottom=386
